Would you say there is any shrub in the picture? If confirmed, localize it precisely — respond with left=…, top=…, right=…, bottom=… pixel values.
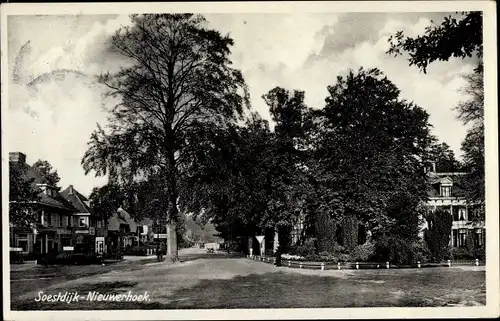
left=424, top=210, right=453, bottom=262
left=451, top=247, right=484, bottom=261
left=473, top=247, right=486, bottom=261
left=318, top=251, right=338, bottom=263
left=372, top=236, right=427, bottom=265
left=296, top=238, right=317, bottom=258
left=351, top=242, right=375, bottom=261
left=124, top=244, right=156, bottom=256
left=411, top=241, right=432, bottom=263
left=337, top=253, right=351, bottom=262
left=281, top=254, right=304, bottom=261
left=23, top=252, right=44, bottom=261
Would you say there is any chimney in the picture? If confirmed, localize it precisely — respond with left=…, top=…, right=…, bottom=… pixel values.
left=9, top=152, right=26, bottom=164
left=431, top=161, right=437, bottom=173
left=68, top=185, right=74, bottom=195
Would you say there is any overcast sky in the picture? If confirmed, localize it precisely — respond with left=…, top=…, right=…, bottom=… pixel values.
left=7, top=13, right=476, bottom=196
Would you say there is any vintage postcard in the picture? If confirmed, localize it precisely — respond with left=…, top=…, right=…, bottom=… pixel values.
left=1, top=1, right=498, bottom=320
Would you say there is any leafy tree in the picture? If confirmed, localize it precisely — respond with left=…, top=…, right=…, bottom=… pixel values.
left=89, top=183, right=126, bottom=222
left=387, top=11, right=483, bottom=73
left=182, top=113, right=271, bottom=243
left=9, top=161, right=41, bottom=230
left=312, top=209, right=337, bottom=253
left=387, top=11, right=485, bottom=213
left=261, top=87, right=312, bottom=252
left=460, top=124, right=485, bottom=210
left=82, top=14, right=249, bottom=260
left=32, top=159, right=61, bottom=186
left=428, top=141, right=461, bottom=172
left=455, top=68, right=484, bottom=125
left=424, top=209, right=453, bottom=262
left=312, top=68, right=433, bottom=249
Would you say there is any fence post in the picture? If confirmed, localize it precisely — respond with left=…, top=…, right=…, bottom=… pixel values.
left=447, top=259, right=451, bottom=267
left=337, top=262, right=341, bottom=270
left=417, top=261, right=421, bottom=268
left=356, top=262, right=359, bottom=270
left=288, top=260, right=291, bottom=267
left=299, top=263, right=303, bottom=269
left=475, top=259, right=479, bottom=266
left=321, top=262, right=325, bottom=271
left=386, top=261, right=390, bottom=269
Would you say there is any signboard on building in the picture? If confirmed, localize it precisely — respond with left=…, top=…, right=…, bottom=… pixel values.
left=154, top=233, right=168, bottom=239
left=75, top=230, right=89, bottom=234
left=63, top=246, right=74, bottom=251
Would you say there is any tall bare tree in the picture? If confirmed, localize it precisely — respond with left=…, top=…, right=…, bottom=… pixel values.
left=82, top=14, right=249, bottom=260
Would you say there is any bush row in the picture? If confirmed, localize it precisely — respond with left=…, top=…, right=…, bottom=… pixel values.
left=285, top=237, right=484, bottom=265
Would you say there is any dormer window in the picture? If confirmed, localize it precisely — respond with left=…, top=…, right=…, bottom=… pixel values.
left=440, top=185, right=452, bottom=197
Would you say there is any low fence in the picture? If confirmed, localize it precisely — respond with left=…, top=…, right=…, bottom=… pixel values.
left=247, top=255, right=484, bottom=270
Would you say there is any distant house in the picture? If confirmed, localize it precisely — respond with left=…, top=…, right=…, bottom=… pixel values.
left=137, top=218, right=154, bottom=243
left=9, top=152, right=76, bottom=254
left=107, top=208, right=138, bottom=251
left=424, top=163, right=485, bottom=248
left=60, top=185, right=107, bottom=254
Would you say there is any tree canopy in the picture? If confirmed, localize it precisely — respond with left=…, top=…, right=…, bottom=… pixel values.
left=311, top=68, right=433, bottom=243
left=32, top=159, right=61, bottom=187
left=387, top=11, right=485, bottom=210
left=82, top=14, right=249, bottom=258
left=387, top=11, right=483, bottom=73
left=9, top=161, right=41, bottom=229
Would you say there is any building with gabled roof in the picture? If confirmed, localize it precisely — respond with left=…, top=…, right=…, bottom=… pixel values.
left=424, top=164, right=485, bottom=249
left=107, top=207, right=140, bottom=251
left=60, top=185, right=107, bottom=254
left=9, top=152, right=76, bottom=254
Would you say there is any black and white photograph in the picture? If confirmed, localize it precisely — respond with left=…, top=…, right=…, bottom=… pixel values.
left=2, top=1, right=498, bottom=320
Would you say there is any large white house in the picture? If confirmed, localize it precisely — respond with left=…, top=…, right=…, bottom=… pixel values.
left=424, top=164, right=485, bottom=249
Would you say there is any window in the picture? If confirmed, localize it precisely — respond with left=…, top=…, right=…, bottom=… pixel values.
left=38, top=210, right=44, bottom=225
left=458, top=229, right=467, bottom=247
left=97, top=220, right=102, bottom=228
left=59, top=214, right=63, bottom=227
left=452, top=207, right=460, bottom=221
left=440, top=185, right=451, bottom=197
left=47, top=212, right=52, bottom=226
left=18, top=240, right=28, bottom=252
left=459, top=208, right=466, bottom=221
left=67, top=216, right=72, bottom=227
left=78, top=217, right=88, bottom=227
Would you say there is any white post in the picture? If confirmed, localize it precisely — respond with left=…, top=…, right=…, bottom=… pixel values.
left=321, top=262, right=324, bottom=271
left=337, top=262, right=341, bottom=270
left=386, top=261, right=390, bottom=269
left=356, top=262, right=359, bottom=269
left=475, top=259, right=479, bottom=266
left=249, top=248, right=253, bottom=258
left=447, top=259, right=451, bottom=267
left=417, top=261, right=421, bottom=268
left=299, top=263, right=303, bottom=269
left=288, top=260, right=291, bottom=267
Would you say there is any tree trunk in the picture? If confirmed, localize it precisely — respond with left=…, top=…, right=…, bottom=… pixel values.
left=166, top=223, right=177, bottom=262
left=165, top=147, right=179, bottom=262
